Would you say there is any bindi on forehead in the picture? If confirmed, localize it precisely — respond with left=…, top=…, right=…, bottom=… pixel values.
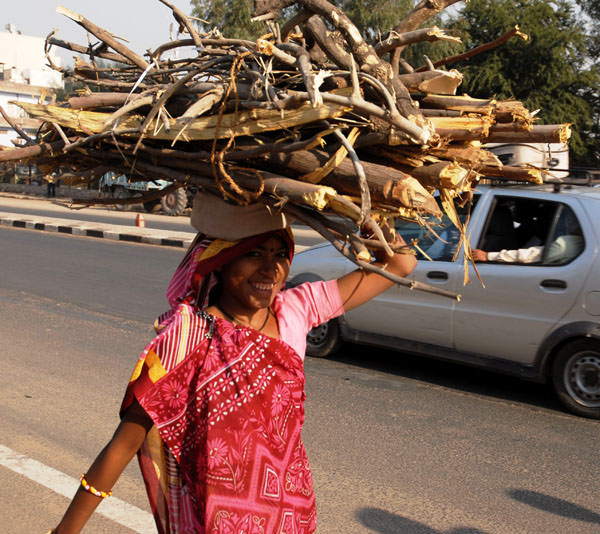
left=257, top=244, right=288, bottom=253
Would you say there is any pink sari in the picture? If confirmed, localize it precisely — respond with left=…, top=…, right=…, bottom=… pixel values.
left=122, top=305, right=317, bottom=534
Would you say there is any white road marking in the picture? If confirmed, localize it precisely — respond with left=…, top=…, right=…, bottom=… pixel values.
left=0, top=444, right=156, bottom=533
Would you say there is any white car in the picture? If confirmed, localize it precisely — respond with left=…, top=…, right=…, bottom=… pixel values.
left=288, top=185, right=600, bottom=419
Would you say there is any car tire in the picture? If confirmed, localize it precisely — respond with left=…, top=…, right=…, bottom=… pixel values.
left=160, top=188, right=187, bottom=216
left=112, top=186, right=129, bottom=211
left=551, top=339, right=600, bottom=419
left=306, top=318, right=341, bottom=358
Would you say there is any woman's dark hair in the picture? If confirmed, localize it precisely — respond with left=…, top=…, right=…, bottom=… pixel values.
left=207, top=272, right=223, bottom=307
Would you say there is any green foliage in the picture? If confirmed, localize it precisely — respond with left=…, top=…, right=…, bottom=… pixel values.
left=191, top=0, right=264, bottom=39
left=190, top=0, right=415, bottom=40
left=447, top=0, right=599, bottom=166
left=341, top=0, right=412, bottom=40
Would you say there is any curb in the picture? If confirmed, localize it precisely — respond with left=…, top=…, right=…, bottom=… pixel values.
left=0, top=215, right=195, bottom=248
left=1, top=214, right=319, bottom=251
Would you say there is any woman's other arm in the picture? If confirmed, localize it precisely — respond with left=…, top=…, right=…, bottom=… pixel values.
left=53, top=401, right=153, bottom=534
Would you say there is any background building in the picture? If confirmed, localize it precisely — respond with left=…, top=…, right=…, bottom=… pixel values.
left=0, top=23, right=63, bottom=150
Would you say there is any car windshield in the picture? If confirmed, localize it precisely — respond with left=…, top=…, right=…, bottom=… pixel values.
left=395, top=194, right=479, bottom=262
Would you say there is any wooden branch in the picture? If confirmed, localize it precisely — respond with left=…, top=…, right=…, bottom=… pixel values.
left=158, top=0, right=203, bottom=48
left=298, top=0, right=426, bottom=129
left=429, top=115, right=493, bottom=140
left=14, top=97, right=351, bottom=142
left=252, top=147, right=441, bottom=216
left=68, top=93, right=130, bottom=110
left=402, top=161, right=472, bottom=190
left=304, top=16, right=352, bottom=70
left=0, top=139, right=64, bottom=162
left=332, top=127, right=371, bottom=224
left=282, top=202, right=460, bottom=300
left=376, top=26, right=461, bottom=56
left=395, top=0, right=464, bottom=33
left=47, top=37, right=131, bottom=64
left=0, top=105, right=34, bottom=144
left=415, top=26, right=529, bottom=72
left=280, top=8, right=313, bottom=41
left=486, top=124, right=571, bottom=144
left=391, top=0, right=463, bottom=74
left=398, top=69, right=463, bottom=95
left=56, top=5, right=151, bottom=70
left=421, top=94, right=496, bottom=116
left=481, top=165, right=542, bottom=184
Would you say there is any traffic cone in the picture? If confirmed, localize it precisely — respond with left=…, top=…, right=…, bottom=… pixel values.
left=136, top=213, right=145, bottom=228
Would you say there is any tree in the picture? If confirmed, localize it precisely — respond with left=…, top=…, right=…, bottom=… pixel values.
left=191, top=0, right=265, bottom=39
left=577, top=0, right=600, bottom=57
left=447, top=0, right=599, bottom=166
left=190, top=0, right=418, bottom=41
left=341, top=0, right=412, bottom=40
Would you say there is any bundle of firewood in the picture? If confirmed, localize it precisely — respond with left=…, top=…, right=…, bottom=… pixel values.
left=0, top=0, right=572, bottom=297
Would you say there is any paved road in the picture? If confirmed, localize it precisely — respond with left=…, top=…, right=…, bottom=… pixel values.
left=2, top=225, right=600, bottom=534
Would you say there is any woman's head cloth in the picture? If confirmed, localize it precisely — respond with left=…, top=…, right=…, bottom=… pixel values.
left=162, top=192, right=294, bottom=315
left=190, top=191, right=292, bottom=240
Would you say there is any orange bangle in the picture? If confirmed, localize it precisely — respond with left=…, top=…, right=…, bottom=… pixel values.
left=80, top=474, right=112, bottom=499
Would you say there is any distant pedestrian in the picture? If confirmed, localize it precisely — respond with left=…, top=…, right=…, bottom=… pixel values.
left=45, top=173, right=56, bottom=197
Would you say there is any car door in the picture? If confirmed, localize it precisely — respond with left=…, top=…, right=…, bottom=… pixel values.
left=341, top=197, right=478, bottom=348
left=453, top=191, right=592, bottom=365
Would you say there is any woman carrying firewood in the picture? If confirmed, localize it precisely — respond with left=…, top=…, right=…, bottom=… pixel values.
left=48, top=194, right=416, bottom=534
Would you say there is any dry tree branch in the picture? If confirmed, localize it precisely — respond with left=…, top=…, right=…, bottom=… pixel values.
left=375, top=26, right=461, bottom=56
left=0, top=105, right=35, bottom=145
left=415, top=26, right=529, bottom=72
left=56, top=5, right=151, bottom=70
left=158, top=0, right=203, bottom=48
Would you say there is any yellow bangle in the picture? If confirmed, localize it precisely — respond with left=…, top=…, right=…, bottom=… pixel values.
left=80, top=474, right=112, bottom=499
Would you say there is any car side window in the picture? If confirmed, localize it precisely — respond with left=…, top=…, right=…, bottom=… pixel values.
left=543, top=205, right=585, bottom=265
left=477, top=196, right=585, bottom=266
left=395, top=194, right=479, bottom=262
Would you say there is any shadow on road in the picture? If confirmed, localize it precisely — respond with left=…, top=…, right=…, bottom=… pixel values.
left=507, top=489, right=600, bottom=524
left=356, top=507, right=489, bottom=534
left=329, top=341, right=569, bottom=416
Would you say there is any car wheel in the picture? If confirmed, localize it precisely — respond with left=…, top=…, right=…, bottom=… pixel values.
left=112, top=186, right=129, bottom=211
left=306, top=318, right=341, bottom=358
left=551, top=339, right=600, bottom=419
left=160, top=188, right=187, bottom=216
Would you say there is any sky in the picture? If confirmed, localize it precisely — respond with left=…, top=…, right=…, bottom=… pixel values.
left=1, top=0, right=194, bottom=64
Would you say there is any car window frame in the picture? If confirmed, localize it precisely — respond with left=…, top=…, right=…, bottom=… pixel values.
left=476, top=194, right=586, bottom=267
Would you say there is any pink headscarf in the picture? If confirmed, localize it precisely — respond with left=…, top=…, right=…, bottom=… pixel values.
left=155, top=229, right=294, bottom=329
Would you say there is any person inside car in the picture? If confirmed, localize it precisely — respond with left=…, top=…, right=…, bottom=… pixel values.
left=472, top=207, right=584, bottom=265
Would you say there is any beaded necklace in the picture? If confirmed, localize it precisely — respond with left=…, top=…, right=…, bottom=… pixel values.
left=217, top=304, right=270, bottom=332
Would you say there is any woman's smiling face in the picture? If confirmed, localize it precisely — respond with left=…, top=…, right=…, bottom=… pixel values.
left=218, top=235, right=291, bottom=314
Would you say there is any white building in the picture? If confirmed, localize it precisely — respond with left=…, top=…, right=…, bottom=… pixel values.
left=0, top=24, right=64, bottom=149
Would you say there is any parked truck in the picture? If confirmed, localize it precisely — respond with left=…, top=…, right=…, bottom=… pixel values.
left=99, top=172, right=190, bottom=216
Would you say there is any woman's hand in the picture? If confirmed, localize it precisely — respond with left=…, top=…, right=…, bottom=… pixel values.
left=336, top=221, right=417, bottom=313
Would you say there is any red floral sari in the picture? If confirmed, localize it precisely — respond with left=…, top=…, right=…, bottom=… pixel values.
left=122, top=305, right=317, bottom=534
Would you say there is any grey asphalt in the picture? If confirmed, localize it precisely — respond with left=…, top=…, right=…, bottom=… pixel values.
left=3, top=227, right=600, bottom=534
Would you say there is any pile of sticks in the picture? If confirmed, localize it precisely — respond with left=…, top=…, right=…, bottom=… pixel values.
left=0, top=0, right=572, bottom=298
